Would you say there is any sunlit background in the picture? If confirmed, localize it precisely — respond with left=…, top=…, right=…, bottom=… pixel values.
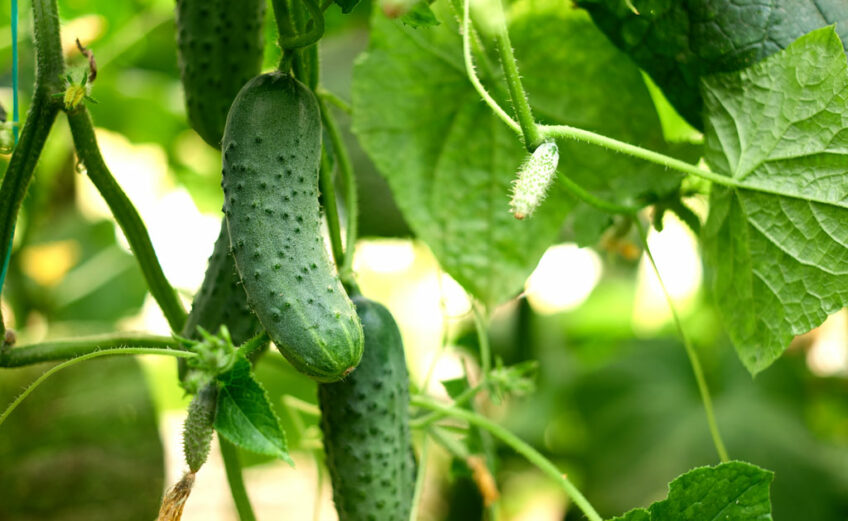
left=0, top=1, right=846, bottom=520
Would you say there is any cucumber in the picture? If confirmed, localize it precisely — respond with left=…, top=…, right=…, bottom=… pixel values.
left=318, top=296, right=415, bottom=521
left=175, top=0, right=265, bottom=148
left=182, top=383, right=217, bottom=473
left=222, top=71, right=363, bottom=382
left=182, top=222, right=260, bottom=346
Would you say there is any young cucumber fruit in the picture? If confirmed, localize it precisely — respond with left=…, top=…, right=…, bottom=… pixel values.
left=175, top=0, right=265, bottom=148
left=319, top=296, right=416, bottom=521
left=222, top=71, right=363, bottom=382
left=182, top=383, right=217, bottom=473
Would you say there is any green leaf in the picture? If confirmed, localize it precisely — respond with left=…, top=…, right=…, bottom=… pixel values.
left=215, top=355, right=294, bottom=465
left=352, top=0, right=694, bottom=307
left=580, top=0, right=848, bottom=129
left=609, top=462, right=773, bottom=521
left=401, top=1, right=440, bottom=28
left=701, top=27, right=848, bottom=374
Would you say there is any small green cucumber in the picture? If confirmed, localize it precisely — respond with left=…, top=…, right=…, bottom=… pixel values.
left=222, top=71, right=363, bottom=382
left=182, top=383, right=217, bottom=473
left=175, top=0, right=265, bottom=148
left=318, top=296, right=416, bottom=521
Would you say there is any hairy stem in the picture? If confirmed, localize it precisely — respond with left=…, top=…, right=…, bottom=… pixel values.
left=0, top=347, right=195, bottom=428
left=0, top=333, right=179, bottom=367
left=320, top=147, right=346, bottom=272
left=492, top=0, right=541, bottom=149
left=634, top=219, right=729, bottom=462
left=318, top=96, right=358, bottom=280
left=66, top=108, right=187, bottom=332
left=461, top=0, right=519, bottom=134
left=219, top=437, right=258, bottom=521
left=412, top=396, right=602, bottom=521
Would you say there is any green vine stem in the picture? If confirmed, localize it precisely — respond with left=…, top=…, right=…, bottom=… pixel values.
left=0, top=347, right=195, bottom=428
left=316, top=88, right=351, bottom=115
left=219, top=437, right=258, bottom=521
left=318, top=96, right=359, bottom=280
left=491, top=0, right=542, bottom=150
left=634, top=219, right=729, bottom=463
left=66, top=108, right=187, bottom=332
left=0, top=333, right=179, bottom=367
left=411, top=382, right=484, bottom=428
left=320, top=147, right=347, bottom=272
left=461, top=0, right=520, bottom=135
left=408, top=436, right=430, bottom=521
left=0, top=0, right=65, bottom=332
left=411, top=396, right=603, bottom=521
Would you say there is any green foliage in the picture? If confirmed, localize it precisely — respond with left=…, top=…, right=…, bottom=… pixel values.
left=701, top=27, right=848, bottom=374
left=215, top=354, right=294, bottom=465
left=609, top=462, right=772, bottom=521
left=579, top=0, right=848, bottom=128
left=222, top=71, right=363, bottom=382
left=352, top=0, right=696, bottom=308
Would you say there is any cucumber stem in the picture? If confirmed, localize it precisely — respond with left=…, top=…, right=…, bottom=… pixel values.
left=491, top=0, right=542, bottom=150
left=219, top=437, right=258, bottom=521
left=0, top=347, right=196, bottom=428
left=318, top=96, right=359, bottom=281
left=411, top=396, right=603, bottom=521
left=634, top=219, right=729, bottom=463
left=320, top=146, right=347, bottom=273
left=67, top=108, right=187, bottom=333
left=0, top=333, right=180, bottom=367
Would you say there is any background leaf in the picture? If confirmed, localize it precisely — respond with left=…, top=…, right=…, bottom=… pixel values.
left=611, top=462, right=773, bottom=521
left=579, top=0, right=848, bottom=129
left=215, top=355, right=294, bottom=464
left=701, top=27, right=848, bottom=374
left=352, top=0, right=695, bottom=307
left=0, top=357, right=164, bottom=521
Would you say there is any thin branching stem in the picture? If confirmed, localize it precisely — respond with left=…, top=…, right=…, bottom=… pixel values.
left=0, top=333, right=179, bottom=367
left=0, top=347, right=195, bottom=428
left=219, top=437, right=258, bottom=521
left=461, top=0, right=520, bottom=135
left=634, top=219, right=729, bottom=463
left=318, top=96, right=359, bottom=281
left=411, top=396, right=602, bottom=521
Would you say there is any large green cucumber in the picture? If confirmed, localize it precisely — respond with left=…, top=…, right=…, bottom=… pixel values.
left=175, top=0, right=265, bottom=148
left=222, top=71, right=363, bottom=382
left=319, top=296, right=416, bottom=521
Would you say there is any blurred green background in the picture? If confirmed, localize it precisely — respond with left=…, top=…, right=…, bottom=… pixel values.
left=0, top=1, right=845, bottom=520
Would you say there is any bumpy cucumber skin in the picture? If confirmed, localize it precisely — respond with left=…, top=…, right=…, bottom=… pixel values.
left=222, top=71, right=363, bottom=383
left=183, top=383, right=218, bottom=473
left=175, top=0, right=265, bottom=148
left=319, top=296, right=415, bottom=521
left=182, top=222, right=260, bottom=345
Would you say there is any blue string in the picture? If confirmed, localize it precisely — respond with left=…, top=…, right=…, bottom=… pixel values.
left=0, top=0, right=19, bottom=291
